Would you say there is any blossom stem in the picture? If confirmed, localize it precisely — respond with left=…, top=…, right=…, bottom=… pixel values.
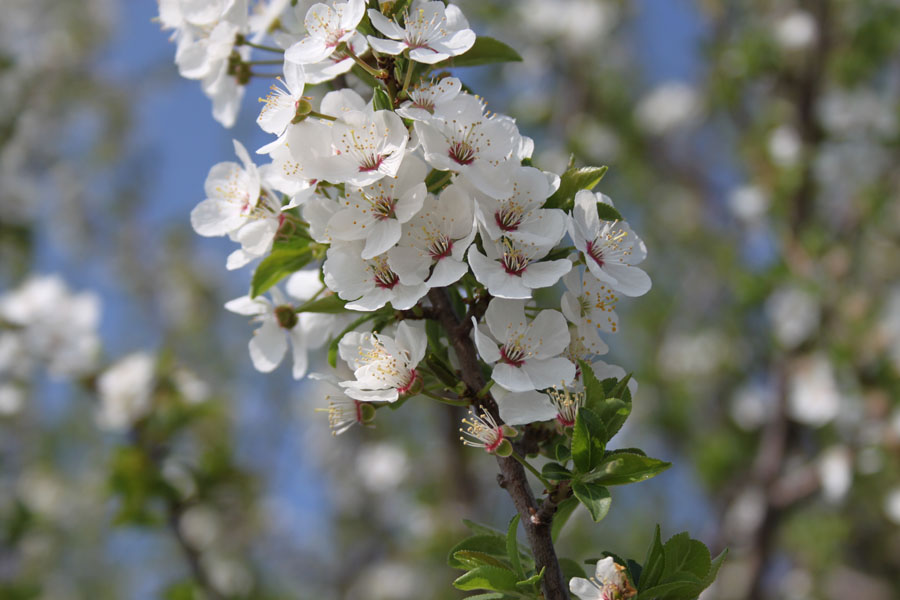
left=512, top=452, right=553, bottom=491
left=343, top=46, right=388, bottom=80
left=400, top=56, right=415, bottom=98
left=421, top=388, right=469, bottom=407
left=308, top=110, right=337, bottom=121
left=238, top=39, right=285, bottom=54
left=427, top=171, right=453, bottom=193
left=477, top=379, right=494, bottom=398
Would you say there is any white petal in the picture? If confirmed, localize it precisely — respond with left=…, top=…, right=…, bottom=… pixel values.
left=521, top=258, right=572, bottom=290
left=248, top=319, right=288, bottom=372
left=522, top=358, right=576, bottom=390
left=367, top=36, right=406, bottom=55
left=485, top=298, right=527, bottom=343
left=361, top=219, right=402, bottom=259
left=285, top=37, right=332, bottom=65
left=367, top=8, right=404, bottom=39
left=190, top=199, right=242, bottom=236
left=603, top=263, right=652, bottom=297
left=495, top=388, right=557, bottom=425
left=492, top=363, right=535, bottom=392
left=396, top=321, right=427, bottom=365
left=472, top=322, right=501, bottom=364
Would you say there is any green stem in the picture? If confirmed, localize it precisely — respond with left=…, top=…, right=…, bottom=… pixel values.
left=240, top=40, right=285, bottom=54
left=512, top=453, right=552, bottom=491
left=477, top=380, right=494, bottom=398
left=427, top=171, right=453, bottom=193
left=308, top=110, right=337, bottom=121
left=344, top=46, right=388, bottom=80
left=421, top=388, right=470, bottom=407
left=400, top=56, right=415, bottom=97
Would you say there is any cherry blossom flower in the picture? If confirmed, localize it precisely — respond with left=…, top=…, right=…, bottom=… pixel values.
left=323, top=241, right=428, bottom=311
left=366, top=1, right=475, bottom=64
left=415, top=94, right=521, bottom=198
left=225, top=286, right=310, bottom=378
left=494, top=387, right=559, bottom=426
left=95, top=353, right=156, bottom=432
left=560, top=267, right=618, bottom=355
left=472, top=298, right=574, bottom=392
left=396, top=77, right=462, bottom=121
left=459, top=408, right=514, bottom=455
left=569, top=557, right=636, bottom=600
left=327, top=154, right=428, bottom=258
left=256, top=61, right=307, bottom=137
left=338, top=321, right=426, bottom=402
left=473, top=165, right=565, bottom=246
left=309, top=372, right=376, bottom=434
left=0, top=275, right=101, bottom=377
left=468, top=234, right=571, bottom=299
left=387, top=183, right=476, bottom=288
left=568, top=190, right=651, bottom=297
left=284, top=0, right=365, bottom=65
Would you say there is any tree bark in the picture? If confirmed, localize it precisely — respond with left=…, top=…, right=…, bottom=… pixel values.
left=427, top=288, right=569, bottom=600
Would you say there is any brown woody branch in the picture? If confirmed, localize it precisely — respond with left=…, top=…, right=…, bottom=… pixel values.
left=427, top=288, right=569, bottom=600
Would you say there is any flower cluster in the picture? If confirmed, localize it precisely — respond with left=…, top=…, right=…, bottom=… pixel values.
left=162, top=0, right=650, bottom=438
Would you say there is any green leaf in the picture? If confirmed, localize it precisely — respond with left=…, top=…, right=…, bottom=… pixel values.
left=595, top=201, right=624, bottom=222
left=447, top=535, right=509, bottom=569
left=386, top=0, right=412, bottom=18
left=453, top=566, right=519, bottom=593
left=453, top=551, right=510, bottom=570
left=372, top=86, right=393, bottom=111
left=515, top=567, right=545, bottom=591
left=571, top=481, right=612, bottom=522
left=572, top=408, right=606, bottom=473
left=584, top=453, right=671, bottom=486
left=462, top=594, right=505, bottom=600
left=608, top=373, right=632, bottom=400
left=639, top=525, right=666, bottom=591
left=662, top=533, right=711, bottom=580
left=250, top=238, right=313, bottom=298
left=704, top=550, right=728, bottom=587
left=588, top=397, right=631, bottom=444
left=462, top=519, right=507, bottom=538
left=444, top=36, right=522, bottom=68
left=551, top=496, right=579, bottom=542
left=544, top=166, right=608, bottom=210
left=555, top=442, right=571, bottom=463
left=541, top=462, right=572, bottom=481
left=295, top=293, right=346, bottom=313
left=558, top=557, right=587, bottom=580
left=506, top=515, right=524, bottom=579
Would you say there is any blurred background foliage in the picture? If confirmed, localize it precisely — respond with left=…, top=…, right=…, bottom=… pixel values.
left=1, top=0, right=899, bottom=598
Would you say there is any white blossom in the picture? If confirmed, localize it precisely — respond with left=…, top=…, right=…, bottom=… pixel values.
left=96, top=353, right=156, bottom=431
left=472, top=298, right=574, bottom=392
left=256, top=61, right=307, bottom=137
left=225, top=286, right=311, bottom=378
left=569, top=190, right=650, bottom=297
left=468, top=234, right=571, bottom=299
left=323, top=241, right=428, bottom=311
left=327, top=153, right=428, bottom=258
left=570, top=557, right=636, bottom=600
left=338, top=321, right=426, bottom=402
left=396, top=77, right=462, bottom=121
left=366, top=1, right=475, bottom=64
left=415, top=94, right=521, bottom=198
left=387, top=183, right=476, bottom=288
left=284, top=0, right=365, bottom=65
left=560, top=267, right=618, bottom=355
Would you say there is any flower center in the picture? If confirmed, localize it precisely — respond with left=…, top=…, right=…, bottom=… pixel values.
left=358, top=153, right=386, bottom=172
left=585, top=240, right=605, bottom=268
left=427, top=234, right=453, bottom=259
left=372, top=195, right=397, bottom=220
left=371, top=258, right=399, bottom=289
left=495, top=204, right=524, bottom=232
left=274, top=304, right=298, bottom=329
left=396, top=369, right=418, bottom=395
left=499, top=344, right=526, bottom=367
left=500, top=239, right=529, bottom=276
left=448, top=140, right=476, bottom=165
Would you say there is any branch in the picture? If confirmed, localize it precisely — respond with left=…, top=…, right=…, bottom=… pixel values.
left=427, top=288, right=569, bottom=600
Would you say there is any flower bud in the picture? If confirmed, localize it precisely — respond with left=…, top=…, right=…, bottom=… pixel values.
left=292, top=98, right=313, bottom=123
left=274, top=305, right=298, bottom=329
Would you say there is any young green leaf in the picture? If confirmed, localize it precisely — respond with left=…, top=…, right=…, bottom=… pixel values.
left=541, top=462, right=573, bottom=481
left=372, top=86, right=393, bottom=111
left=571, top=481, right=612, bottom=522
left=452, top=551, right=510, bottom=570
left=447, top=535, right=509, bottom=569
left=250, top=239, right=314, bottom=298
left=639, top=525, right=666, bottom=591
left=544, top=165, right=608, bottom=210
left=506, top=514, right=524, bottom=579
left=453, top=566, right=519, bottom=593
left=595, top=202, right=624, bottom=222
left=572, top=408, right=606, bottom=473
left=551, top=496, right=579, bottom=542
left=444, top=36, right=522, bottom=68
left=294, top=294, right=346, bottom=314
left=584, top=453, right=671, bottom=486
